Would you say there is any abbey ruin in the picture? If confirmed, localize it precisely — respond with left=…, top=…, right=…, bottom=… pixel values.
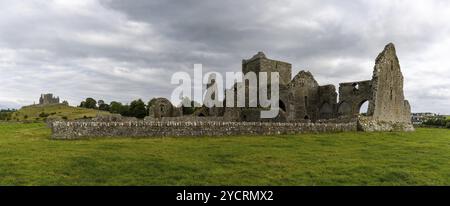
left=50, top=43, right=414, bottom=139
left=147, top=43, right=413, bottom=128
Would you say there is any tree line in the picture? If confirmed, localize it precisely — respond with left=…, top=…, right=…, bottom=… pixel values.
left=78, top=97, right=201, bottom=119
left=422, top=117, right=450, bottom=129
left=0, top=109, right=16, bottom=121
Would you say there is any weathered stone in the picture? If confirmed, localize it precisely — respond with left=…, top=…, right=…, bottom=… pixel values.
left=242, top=51, right=292, bottom=86
left=148, top=98, right=182, bottom=118
left=338, top=80, right=372, bottom=116
left=49, top=118, right=357, bottom=140
left=49, top=43, right=414, bottom=139
left=356, top=43, right=414, bottom=131
left=220, top=43, right=412, bottom=131
left=357, top=116, right=415, bottom=132
left=369, top=43, right=411, bottom=123
left=39, top=93, right=60, bottom=105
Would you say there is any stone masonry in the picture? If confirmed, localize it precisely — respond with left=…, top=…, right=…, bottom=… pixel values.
left=175, top=42, right=414, bottom=131
left=49, top=43, right=414, bottom=139
left=50, top=119, right=357, bottom=139
left=39, top=93, right=60, bottom=105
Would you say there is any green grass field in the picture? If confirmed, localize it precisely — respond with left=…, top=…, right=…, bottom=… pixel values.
left=11, top=104, right=109, bottom=121
left=0, top=122, right=449, bottom=186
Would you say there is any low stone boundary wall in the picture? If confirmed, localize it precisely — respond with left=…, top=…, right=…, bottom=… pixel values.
left=49, top=120, right=357, bottom=140
left=357, top=117, right=415, bottom=132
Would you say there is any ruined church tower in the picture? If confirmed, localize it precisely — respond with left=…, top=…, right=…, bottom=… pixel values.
left=368, top=43, right=412, bottom=123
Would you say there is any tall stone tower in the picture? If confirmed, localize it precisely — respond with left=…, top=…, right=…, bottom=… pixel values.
left=242, top=52, right=292, bottom=86
left=356, top=43, right=414, bottom=131
left=368, top=43, right=412, bottom=123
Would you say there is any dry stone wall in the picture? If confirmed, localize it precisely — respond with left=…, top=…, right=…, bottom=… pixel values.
left=357, top=116, right=414, bottom=132
left=49, top=120, right=357, bottom=140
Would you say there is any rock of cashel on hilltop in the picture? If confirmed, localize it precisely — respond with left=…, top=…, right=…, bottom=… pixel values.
left=39, top=93, right=60, bottom=105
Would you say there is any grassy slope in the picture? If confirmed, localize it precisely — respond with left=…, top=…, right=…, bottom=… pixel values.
left=11, top=104, right=109, bottom=121
left=0, top=122, right=449, bottom=186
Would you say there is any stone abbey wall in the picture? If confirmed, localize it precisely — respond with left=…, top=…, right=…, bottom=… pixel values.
left=48, top=43, right=413, bottom=139
left=146, top=43, right=414, bottom=132
left=49, top=119, right=357, bottom=140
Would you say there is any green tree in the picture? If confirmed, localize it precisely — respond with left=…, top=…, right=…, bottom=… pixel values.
left=84, top=98, right=97, bottom=109
left=98, top=100, right=110, bottom=111
left=79, top=101, right=86, bottom=108
left=110, top=101, right=124, bottom=114
left=120, top=104, right=131, bottom=117
left=99, top=104, right=110, bottom=111
left=130, top=99, right=147, bottom=119
left=180, top=97, right=196, bottom=115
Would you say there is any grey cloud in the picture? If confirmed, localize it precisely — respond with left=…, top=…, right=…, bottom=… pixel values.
left=0, top=0, right=449, bottom=114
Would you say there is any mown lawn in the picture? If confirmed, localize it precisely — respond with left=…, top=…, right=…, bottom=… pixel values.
left=0, top=122, right=449, bottom=186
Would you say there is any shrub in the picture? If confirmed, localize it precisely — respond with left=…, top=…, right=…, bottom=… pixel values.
left=424, top=118, right=450, bottom=129
left=39, top=112, right=50, bottom=118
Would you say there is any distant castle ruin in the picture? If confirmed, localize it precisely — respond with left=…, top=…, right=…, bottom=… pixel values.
left=27, top=93, right=68, bottom=107
left=39, top=94, right=60, bottom=105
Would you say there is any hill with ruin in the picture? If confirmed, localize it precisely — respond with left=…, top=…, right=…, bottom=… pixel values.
left=12, top=104, right=109, bottom=121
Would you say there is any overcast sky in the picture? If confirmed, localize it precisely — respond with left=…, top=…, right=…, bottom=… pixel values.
left=0, top=0, right=449, bottom=113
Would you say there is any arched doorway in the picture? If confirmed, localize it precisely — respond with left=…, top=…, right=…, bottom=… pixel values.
left=358, top=100, right=369, bottom=116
